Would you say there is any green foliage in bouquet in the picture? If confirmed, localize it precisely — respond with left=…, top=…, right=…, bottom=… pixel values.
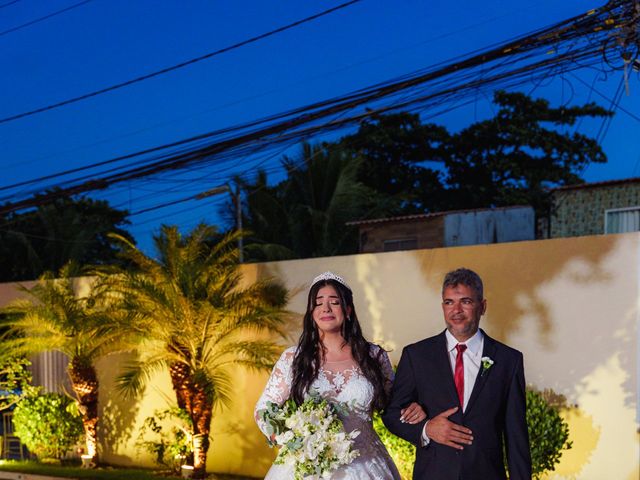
left=526, top=388, right=572, bottom=479
left=136, top=407, right=194, bottom=473
left=13, top=392, right=84, bottom=460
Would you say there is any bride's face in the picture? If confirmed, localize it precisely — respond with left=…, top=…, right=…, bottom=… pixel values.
left=312, top=285, right=349, bottom=334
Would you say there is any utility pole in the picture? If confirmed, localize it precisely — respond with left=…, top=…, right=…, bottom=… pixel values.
left=195, top=183, right=243, bottom=262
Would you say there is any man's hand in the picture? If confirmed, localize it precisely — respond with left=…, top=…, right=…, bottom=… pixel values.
left=425, top=406, right=473, bottom=450
left=400, top=402, right=426, bottom=424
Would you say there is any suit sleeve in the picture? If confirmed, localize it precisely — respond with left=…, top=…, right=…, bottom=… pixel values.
left=504, top=352, right=532, bottom=480
left=381, top=346, right=427, bottom=446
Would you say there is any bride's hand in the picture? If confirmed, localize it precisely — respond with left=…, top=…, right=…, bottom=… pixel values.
left=400, top=402, right=426, bottom=424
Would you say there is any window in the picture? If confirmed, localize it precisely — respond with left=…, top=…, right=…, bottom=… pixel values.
left=383, top=237, right=417, bottom=252
left=605, top=207, right=640, bottom=234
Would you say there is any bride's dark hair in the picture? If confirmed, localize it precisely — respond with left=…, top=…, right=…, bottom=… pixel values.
left=290, top=278, right=388, bottom=411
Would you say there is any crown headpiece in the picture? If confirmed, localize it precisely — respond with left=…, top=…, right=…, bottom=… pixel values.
left=310, top=271, right=351, bottom=292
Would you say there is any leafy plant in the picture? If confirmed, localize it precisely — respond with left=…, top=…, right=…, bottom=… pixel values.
left=526, top=388, right=572, bottom=479
left=136, top=408, right=193, bottom=473
left=12, top=392, right=84, bottom=460
left=0, top=355, right=36, bottom=411
left=372, top=411, right=415, bottom=479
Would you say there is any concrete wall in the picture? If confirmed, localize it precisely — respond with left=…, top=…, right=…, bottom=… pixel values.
left=1, top=233, right=638, bottom=479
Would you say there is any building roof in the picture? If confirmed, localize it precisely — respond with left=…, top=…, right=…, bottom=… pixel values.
left=346, top=205, right=531, bottom=226
left=552, top=177, right=640, bottom=191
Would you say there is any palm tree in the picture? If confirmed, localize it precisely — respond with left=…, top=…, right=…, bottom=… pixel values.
left=103, top=224, right=288, bottom=479
left=241, top=142, right=391, bottom=260
left=1, top=262, right=120, bottom=464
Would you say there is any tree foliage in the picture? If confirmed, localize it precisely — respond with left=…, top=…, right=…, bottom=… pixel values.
left=241, top=143, right=389, bottom=261
left=0, top=193, right=134, bottom=282
left=238, top=91, right=610, bottom=259
left=444, top=90, right=611, bottom=215
left=338, top=112, right=448, bottom=213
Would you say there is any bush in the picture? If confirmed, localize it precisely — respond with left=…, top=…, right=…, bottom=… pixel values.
left=373, top=411, right=415, bottom=479
left=526, top=388, right=572, bottom=479
left=13, top=392, right=84, bottom=460
left=375, top=387, right=572, bottom=479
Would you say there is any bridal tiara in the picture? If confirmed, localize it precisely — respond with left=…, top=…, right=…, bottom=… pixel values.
left=310, top=271, right=352, bottom=292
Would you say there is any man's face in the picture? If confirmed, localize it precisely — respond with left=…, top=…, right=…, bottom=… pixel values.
left=442, top=283, right=486, bottom=342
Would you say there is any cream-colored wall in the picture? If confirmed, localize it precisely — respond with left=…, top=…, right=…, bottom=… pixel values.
left=1, top=233, right=637, bottom=479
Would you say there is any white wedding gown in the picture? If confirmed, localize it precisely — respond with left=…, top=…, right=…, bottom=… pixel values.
left=254, top=344, right=401, bottom=479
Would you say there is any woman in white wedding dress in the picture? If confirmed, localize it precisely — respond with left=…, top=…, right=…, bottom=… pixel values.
left=255, top=272, right=425, bottom=479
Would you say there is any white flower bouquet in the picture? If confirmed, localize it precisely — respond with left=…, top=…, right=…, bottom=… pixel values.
left=258, top=394, right=360, bottom=479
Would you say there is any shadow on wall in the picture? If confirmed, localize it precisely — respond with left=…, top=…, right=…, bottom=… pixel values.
left=408, top=233, right=637, bottom=480
left=411, top=235, right=616, bottom=345
left=97, top=352, right=140, bottom=465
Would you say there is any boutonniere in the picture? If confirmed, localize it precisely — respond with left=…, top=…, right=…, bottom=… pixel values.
left=481, top=356, right=494, bottom=376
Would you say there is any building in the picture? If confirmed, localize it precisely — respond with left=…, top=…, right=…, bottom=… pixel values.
left=348, top=205, right=535, bottom=253
left=547, top=177, right=640, bottom=238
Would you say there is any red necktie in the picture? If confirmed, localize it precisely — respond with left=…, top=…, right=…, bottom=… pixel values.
left=454, top=344, right=467, bottom=409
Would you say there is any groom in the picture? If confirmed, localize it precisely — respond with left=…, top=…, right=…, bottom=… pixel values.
left=383, top=268, right=531, bottom=479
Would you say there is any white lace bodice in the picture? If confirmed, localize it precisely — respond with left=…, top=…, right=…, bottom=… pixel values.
left=254, top=344, right=397, bottom=463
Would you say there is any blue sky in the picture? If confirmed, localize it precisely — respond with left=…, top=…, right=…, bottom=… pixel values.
left=1, top=0, right=638, bottom=252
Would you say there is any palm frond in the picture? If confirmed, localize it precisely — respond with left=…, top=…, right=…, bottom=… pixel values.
left=116, top=356, right=168, bottom=399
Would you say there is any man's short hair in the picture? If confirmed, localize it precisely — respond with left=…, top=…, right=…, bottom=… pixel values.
left=442, top=268, right=484, bottom=300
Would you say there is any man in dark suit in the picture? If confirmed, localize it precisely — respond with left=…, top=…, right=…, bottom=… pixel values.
left=383, top=268, right=531, bottom=479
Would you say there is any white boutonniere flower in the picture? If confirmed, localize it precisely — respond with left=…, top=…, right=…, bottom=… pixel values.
left=481, top=356, right=494, bottom=375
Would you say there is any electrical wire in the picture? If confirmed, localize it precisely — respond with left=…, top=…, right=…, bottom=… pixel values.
left=0, top=0, right=635, bottom=220
left=0, top=0, right=93, bottom=38
left=0, top=0, right=362, bottom=125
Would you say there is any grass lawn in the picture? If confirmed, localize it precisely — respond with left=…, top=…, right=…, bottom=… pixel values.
left=0, top=461, right=258, bottom=480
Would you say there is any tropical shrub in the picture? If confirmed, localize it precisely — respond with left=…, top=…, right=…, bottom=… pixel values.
left=13, top=392, right=84, bottom=460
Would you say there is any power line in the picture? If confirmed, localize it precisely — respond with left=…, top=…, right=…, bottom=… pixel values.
left=0, top=0, right=634, bottom=217
left=0, top=0, right=93, bottom=38
left=0, top=0, right=362, bottom=125
left=0, top=0, right=21, bottom=10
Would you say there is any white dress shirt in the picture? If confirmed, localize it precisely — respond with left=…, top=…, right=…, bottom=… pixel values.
left=445, top=328, right=484, bottom=413
left=421, top=329, right=485, bottom=445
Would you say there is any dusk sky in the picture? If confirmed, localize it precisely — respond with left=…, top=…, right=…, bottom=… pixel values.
left=2, top=0, right=638, bottom=253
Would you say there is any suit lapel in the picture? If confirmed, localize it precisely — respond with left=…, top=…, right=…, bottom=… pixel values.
left=464, top=329, right=497, bottom=414
left=432, top=330, right=460, bottom=408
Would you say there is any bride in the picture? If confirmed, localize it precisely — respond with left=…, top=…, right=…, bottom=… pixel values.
left=255, top=272, right=425, bottom=479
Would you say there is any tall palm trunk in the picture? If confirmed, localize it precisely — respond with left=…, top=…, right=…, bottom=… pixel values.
left=169, top=362, right=213, bottom=479
left=191, top=389, right=213, bottom=479
left=68, top=358, right=99, bottom=463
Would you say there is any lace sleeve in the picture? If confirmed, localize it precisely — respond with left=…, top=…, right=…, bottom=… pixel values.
left=254, top=346, right=296, bottom=437
left=371, top=344, right=395, bottom=397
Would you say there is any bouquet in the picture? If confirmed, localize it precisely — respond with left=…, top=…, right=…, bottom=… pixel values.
left=258, top=394, right=360, bottom=479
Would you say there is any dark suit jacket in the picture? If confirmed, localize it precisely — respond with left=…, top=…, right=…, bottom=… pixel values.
left=382, top=329, right=531, bottom=480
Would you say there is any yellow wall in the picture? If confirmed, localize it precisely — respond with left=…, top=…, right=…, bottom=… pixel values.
left=1, top=233, right=638, bottom=479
